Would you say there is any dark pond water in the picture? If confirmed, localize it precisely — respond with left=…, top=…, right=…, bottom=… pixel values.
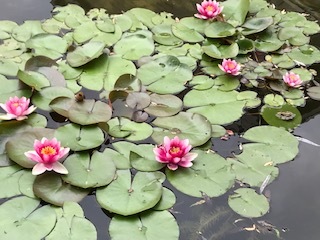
left=1, top=0, right=320, bottom=240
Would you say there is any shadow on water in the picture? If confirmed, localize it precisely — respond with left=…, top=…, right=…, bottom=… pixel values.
left=1, top=0, right=320, bottom=239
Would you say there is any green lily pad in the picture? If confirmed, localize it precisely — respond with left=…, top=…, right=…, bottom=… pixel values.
left=55, top=123, right=105, bottom=151
left=107, top=117, right=153, bottom=141
left=79, top=54, right=136, bottom=91
left=18, top=171, right=36, bottom=198
left=17, top=70, right=50, bottom=91
left=50, top=97, right=112, bottom=125
left=114, top=30, right=154, bottom=60
left=33, top=172, right=90, bottom=206
left=62, top=151, right=116, bottom=188
left=144, top=93, right=182, bottom=117
left=151, top=112, right=212, bottom=147
left=129, top=144, right=164, bottom=171
left=241, top=126, right=299, bottom=164
left=172, top=22, right=204, bottom=43
left=203, top=42, right=239, bottom=59
left=263, top=94, right=285, bottom=107
left=126, top=8, right=157, bottom=29
left=153, top=187, right=176, bottom=211
left=0, top=59, right=19, bottom=76
left=242, top=17, right=273, bottom=35
left=0, top=196, right=56, bottom=239
left=109, top=210, right=179, bottom=240
left=96, top=170, right=163, bottom=216
left=307, top=86, right=320, bottom=100
left=12, top=20, right=45, bottom=42
left=6, top=128, right=55, bottom=168
left=67, top=41, right=105, bottom=67
left=32, top=86, right=74, bottom=111
left=25, top=33, right=68, bottom=59
left=261, top=104, right=302, bottom=130
left=0, top=165, right=25, bottom=198
left=137, top=55, right=192, bottom=94
left=167, top=150, right=234, bottom=197
left=222, top=0, right=250, bottom=26
left=0, top=75, right=31, bottom=102
left=205, top=21, right=236, bottom=38
left=228, top=188, right=269, bottom=218
left=46, top=202, right=97, bottom=240
left=152, top=24, right=183, bottom=46
left=229, top=148, right=279, bottom=187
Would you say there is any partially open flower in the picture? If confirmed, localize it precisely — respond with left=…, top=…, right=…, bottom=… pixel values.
left=194, top=0, right=223, bottom=20
left=24, top=137, right=70, bottom=175
left=218, top=59, right=241, bottom=76
left=283, top=72, right=302, bottom=88
left=0, top=96, right=36, bottom=121
left=153, top=136, right=198, bottom=171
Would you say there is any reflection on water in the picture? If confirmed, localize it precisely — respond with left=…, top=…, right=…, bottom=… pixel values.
left=1, top=0, right=320, bottom=240
left=0, top=0, right=52, bottom=23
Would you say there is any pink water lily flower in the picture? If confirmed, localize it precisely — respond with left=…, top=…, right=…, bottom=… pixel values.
left=153, top=136, right=198, bottom=171
left=218, top=59, right=241, bottom=76
left=0, top=96, right=36, bottom=121
left=283, top=72, right=302, bottom=88
left=24, top=137, right=70, bottom=175
left=195, top=0, right=223, bottom=20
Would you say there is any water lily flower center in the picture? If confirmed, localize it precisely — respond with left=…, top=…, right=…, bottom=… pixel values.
left=206, top=5, right=214, bottom=12
left=12, top=102, right=21, bottom=107
left=227, top=62, right=236, bottom=69
left=170, top=146, right=181, bottom=154
left=41, top=146, right=57, bottom=156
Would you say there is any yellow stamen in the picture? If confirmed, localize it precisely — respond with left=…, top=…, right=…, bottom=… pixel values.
left=227, top=62, right=235, bottom=69
left=206, top=6, right=214, bottom=11
left=12, top=102, right=20, bottom=107
left=41, top=146, right=56, bottom=155
left=170, top=147, right=180, bottom=154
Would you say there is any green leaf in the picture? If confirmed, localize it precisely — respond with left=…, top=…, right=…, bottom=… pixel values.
left=152, top=24, right=183, bottom=46
left=137, top=55, right=192, bottom=94
left=205, top=21, right=236, bottom=38
left=67, top=41, right=105, bottom=67
left=0, top=196, right=56, bottom=239
left=114, top=30, right=155, bottom=60
left=17, top=70, right=50, bottom=91
left=152, top=112, right=212, bottom=147
left=167, top=150, right=234, bottom=197
left=46, top=202, right=97, bottom=240
left=241, top=126, right=299, bottom=164
left=12, top=20, right=45, bottom=42
left=144, top=93, right=182, bottom=117
left=0, top=165, right=24, bottom=198
left=153, top=187, right=176, bottom=211
left=261, top=104, right=302, bottom=130
left=107, top=117, right=153, bottom=141
left=242, top=17, right=273, bottom=35
left=109, top=210, right=179, bottom=240
left=33, top=172, right=90, bottom=206
left=62, top=151, right=116, bottom=188
left=172, top=22, right=204, bottom=43
left=221, top=0, right=250, bottom=26
left=130, top=144, right=164, bottom=171
left=55, top=123, right=105, bottom=151
left=25, top=33, right=68, bottom=59
left=96, top=170, right=163, bottom=216
left=79, top=54, right=136, bottom=91
left=228, top=188, right=269, bottom=218
left=202, top=42, right=239, bottom=59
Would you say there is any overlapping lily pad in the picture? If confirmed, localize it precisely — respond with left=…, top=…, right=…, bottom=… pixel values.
left=167, top=150, right=235, bottom=198
left=152, top=112, right=212, bottom=147
left=228, top=188, right=269, bottom=218
left=109, top=210, right=179, bottom=240
left=0, top=196, right=57, bottom=239
left=62, top=151, right=116, bottom=188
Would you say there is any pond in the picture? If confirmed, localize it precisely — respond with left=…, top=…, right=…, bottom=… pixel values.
left=1, top=0, right=320, bottom=240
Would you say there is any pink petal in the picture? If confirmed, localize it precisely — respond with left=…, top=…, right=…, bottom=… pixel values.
left=0, top=103, right=9, bottom=112
left=32, top=163, right=47, bottom=175
left=184, top=152, right=198, bottom=162
left=179, top=161, right=193, bottom=168
left=25, top=151, right=43, bottom=163
left=167, top=163, right=178, bottom=170
left=0, top=114, right=15, bottom=120
left=23, top=105, right=37, bottom=115
left=52, top=162, right=68, bottom=174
